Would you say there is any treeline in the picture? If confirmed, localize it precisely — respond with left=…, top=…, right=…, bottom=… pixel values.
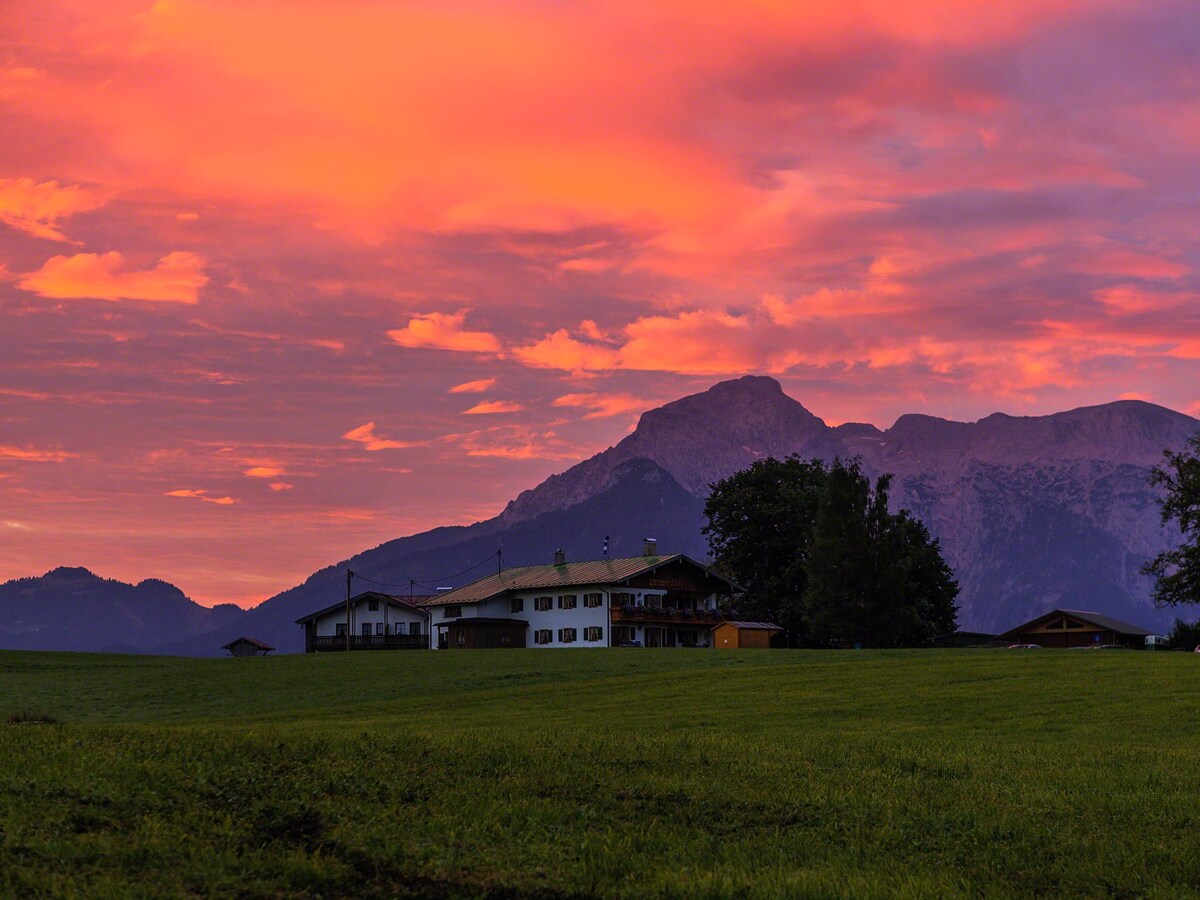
left=704, top=457, right=958, bottom=648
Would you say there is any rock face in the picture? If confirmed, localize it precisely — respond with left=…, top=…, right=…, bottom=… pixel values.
left=0, top=567, right=244, bottom=652
left=23, top=376, right=1197, bottom=655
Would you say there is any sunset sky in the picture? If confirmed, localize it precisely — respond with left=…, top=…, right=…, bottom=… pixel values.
left=1, top=0, right=1198, bottom=606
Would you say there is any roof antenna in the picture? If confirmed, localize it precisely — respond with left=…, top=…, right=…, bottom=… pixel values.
left=603, top=535, right=609, bottom=558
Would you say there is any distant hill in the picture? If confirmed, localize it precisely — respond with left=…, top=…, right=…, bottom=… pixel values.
left=0, top=567, right=243, bottom=653
left=160, top=376, right=1198, bottom=655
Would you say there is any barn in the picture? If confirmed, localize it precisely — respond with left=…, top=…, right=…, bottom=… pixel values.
left=222, top=637, right=274, bottom=657
left=711, top=621, right=782, bottom=649
left=1002, top=609, right=1156, bottom=649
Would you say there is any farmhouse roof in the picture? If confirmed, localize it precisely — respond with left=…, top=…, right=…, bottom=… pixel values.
left=717, top=621, right=783, bottom=631
left=294, top=590, right=433, bottom=625
left=1002, top=608, right=1156, bottom=638
left=419, top=554, right=740, bottom=607
left=221, top=636, right=275, bottom=651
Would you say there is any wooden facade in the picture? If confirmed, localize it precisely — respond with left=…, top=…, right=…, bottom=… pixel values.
left=437, top=618, right=529, bottom=650
left=711, top=621, right=782, bottom=649
left=1002, top=609, right=1154, bottom=649
left=222, top=637, right=274, bottom=657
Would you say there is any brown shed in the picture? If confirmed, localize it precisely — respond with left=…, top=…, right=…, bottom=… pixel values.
left=222, top=637, right=275, bottom=657
left=711, top=621, right=782, bottom=649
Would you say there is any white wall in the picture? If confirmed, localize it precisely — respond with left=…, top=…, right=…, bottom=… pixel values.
left=426, top=584, right=718, bottom=649
left=313, top=598, right=428, bottom=637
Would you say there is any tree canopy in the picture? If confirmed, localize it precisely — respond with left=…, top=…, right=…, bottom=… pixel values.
left=704, top=457, right=958, bottom=647
left=1143, top=433, right=1200, bottom=608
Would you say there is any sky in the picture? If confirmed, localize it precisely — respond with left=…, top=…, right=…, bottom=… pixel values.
left=1, top=0, right=1198, bottom=606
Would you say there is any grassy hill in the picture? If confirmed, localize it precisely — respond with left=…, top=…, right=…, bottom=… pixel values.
left=3, top=648, right=1200, bottom=897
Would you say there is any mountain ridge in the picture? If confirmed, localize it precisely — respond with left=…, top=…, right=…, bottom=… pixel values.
left=4, top=376, right=1196, bottom=654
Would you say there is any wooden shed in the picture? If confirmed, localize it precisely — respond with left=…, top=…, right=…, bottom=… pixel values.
left=711, top=621, right=782, bottom=649
left=222, top=637, right=275, bottom=657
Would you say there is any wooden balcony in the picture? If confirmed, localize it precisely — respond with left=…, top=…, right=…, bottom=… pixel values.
left=308, top=634, right=428, bottom=652
left=609, top=606, right=723, bottom=626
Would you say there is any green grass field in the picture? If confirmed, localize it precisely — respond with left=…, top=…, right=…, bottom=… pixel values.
left=3, top=648, right=1200, bottom=898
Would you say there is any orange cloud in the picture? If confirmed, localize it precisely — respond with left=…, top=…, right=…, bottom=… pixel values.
left=342, top=422, right=421, bottom=451
left=243, top=465, right=284, bottom=478
left=513, top=329, right=621, bottom=373
left=387, top=311, right=501, bottom=354
left=20, top=251, right=209, bottom=303
left=0, top=177, right=109, bottom=242
left=553, top=392, right=646, bottom=419
left=269, top=482, right=294, bottom=491
left=165, top=489, right=237, bottom=505
left=448, top=378, right=497, bottom=394
left=463, top=400, right=523, bottom=415
left=0, top=445, right=76, bottom=462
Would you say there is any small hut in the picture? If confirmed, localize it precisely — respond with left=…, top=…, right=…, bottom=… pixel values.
left=222, top=637, right=275, bottom=657
left=711, top=621, right=783, bottom=649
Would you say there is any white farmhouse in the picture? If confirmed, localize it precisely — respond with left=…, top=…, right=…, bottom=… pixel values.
left=424, top=542, right=738, bottom=649
left=296, top=591, right=432, bottom=652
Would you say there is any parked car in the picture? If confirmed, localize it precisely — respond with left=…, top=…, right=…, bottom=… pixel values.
left=1007, top=643, right=1041, bottom=649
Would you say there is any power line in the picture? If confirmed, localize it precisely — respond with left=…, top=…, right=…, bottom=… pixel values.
left=349, top=549, right=502, bottom=592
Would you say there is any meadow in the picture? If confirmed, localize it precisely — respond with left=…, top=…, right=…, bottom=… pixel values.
left=3, top=647, right=1200, bottom=898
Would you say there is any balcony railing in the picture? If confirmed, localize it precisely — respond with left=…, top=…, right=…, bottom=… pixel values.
left=610, top=606, right=723, bottom=625
left=309, top=634, right=428, bottom=651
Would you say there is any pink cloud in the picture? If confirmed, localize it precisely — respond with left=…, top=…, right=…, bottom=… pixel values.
left=165, top=489, right=237, bottom=505
left=448, top=378, right=497, bottom=393
left=0, top=445, right=76, bottom=462
left=19, top=251, right=209, bottom=303
left=342, top=422, right=422, bottom=451
left=243, top=465, right=284, bottom=478
left=269, top=482, right=294, bottom=491
left=554, top=392, right=647, bottom=419
left=463, top=400, right=524, bottom=415
left=0, top=177, right=109, bottom=242
left=387, top=311, right=501, bottom=354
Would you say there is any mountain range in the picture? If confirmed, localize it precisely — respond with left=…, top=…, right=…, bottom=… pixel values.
left=3, top=376, right=1196, bottom=654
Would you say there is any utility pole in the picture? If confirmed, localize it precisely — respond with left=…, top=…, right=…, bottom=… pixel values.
left=498, top=548, right=503, bottom=576
left=345, top=568, right=353, bottom=652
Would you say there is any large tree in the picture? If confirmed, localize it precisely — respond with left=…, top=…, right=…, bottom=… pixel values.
left=705, top=457, right=958, bottom=647
left=702, top=457, right=826, bottom=645
left=1143, top=433, right=1200, bottom=608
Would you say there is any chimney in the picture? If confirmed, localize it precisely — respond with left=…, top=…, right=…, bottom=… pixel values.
left=554, top=548, right=566, bottom=566
left=642, top=537, right=657, bottom=557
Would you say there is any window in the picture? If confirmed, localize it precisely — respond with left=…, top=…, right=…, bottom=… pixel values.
left=368, top=597, right=379, bottom=611
left=1046, top=618, right=1064, bottom=629
left=499, top=629, right=512, bottom=645
left=409, top=622, right=422, bottom=636
left=511, top=597, right=524, bottom=613
left=646, top=594, right=663, bottom=609
left=558, top=628, right=577, bottom=643
left=611, top=592, right=634, bottom=607
left=584, top=626, right=603, bottom=642
left=558, top=594, right=577, bottom=610
left=376, top=623, right=384, bottom=635
left=455, top=628, right=466, bottom=645
left=443, top=605, right=461, bottom=618
left=361, top=624, right=372, bottom=637
left=583, top=592, right=603, bottom=608
left=535, top=629, right=552, bottom=645
left=1066, top=619, right=1085, bottom=629
left=613, top=626, right=635, bottom=644
left=534, top=596, right=553, bottom=611
left=336, top=623, right=346, bottom=636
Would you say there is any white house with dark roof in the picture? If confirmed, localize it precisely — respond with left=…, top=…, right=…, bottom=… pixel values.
left=296, top=590, right=432, bottom=651
left=421, top=540, right=739, bottom=650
